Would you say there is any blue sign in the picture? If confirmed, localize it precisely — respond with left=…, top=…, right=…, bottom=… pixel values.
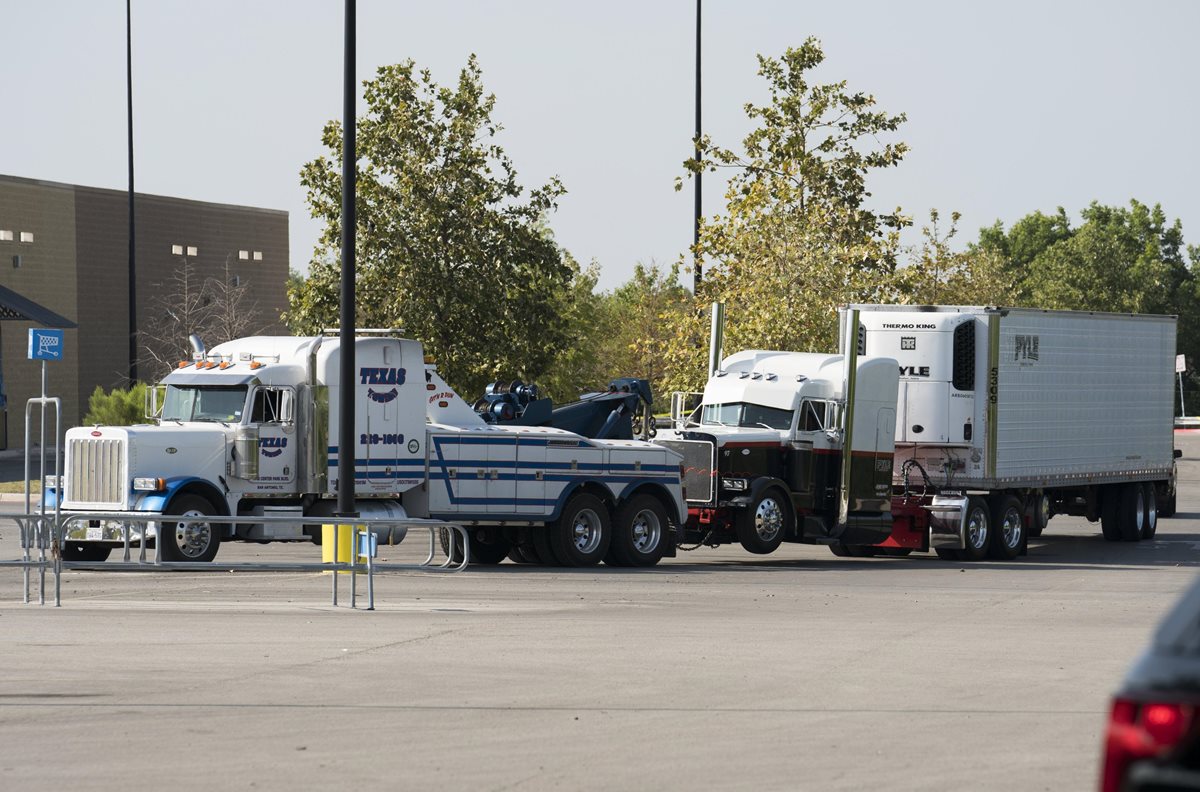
left=357, top=531, right=378, bottom=559
left=28, top=329, right=64, bottom=361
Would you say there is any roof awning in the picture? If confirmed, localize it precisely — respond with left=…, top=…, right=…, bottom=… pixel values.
left=0, top=285, right=76, bottom=327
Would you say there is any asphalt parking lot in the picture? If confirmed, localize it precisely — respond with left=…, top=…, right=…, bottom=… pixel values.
left=2, top=437, right=1198, bottom=791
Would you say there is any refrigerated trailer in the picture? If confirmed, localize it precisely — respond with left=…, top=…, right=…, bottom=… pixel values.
left=850, top=305, right=1178, bottom=557
left=660, top=305, right=1178, bottom=563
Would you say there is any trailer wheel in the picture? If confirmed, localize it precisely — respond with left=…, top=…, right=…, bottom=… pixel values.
left=1142, top=484, right=1158, bottom=540
left=531, top=526, right=560, bottom=566
left=1030, top=492, right=1051, bottom=538
left=1101, top=487, right=1122, bottom=541
left=60, top=542, right=112, bottom=563
left=158, top=494, right=221, bottom=563
left=988, top=495, right=1024, bottom=560
left=549, top=493, right=611, bottom=567
left=828, top=542, right=854, bottom=557
left=607, top=494, right=667, bottom=567
left=507, top=544, right=539, bottom=564
left=1159, top=479, right=1176, bottom=518
left=1118, top=484, right=1145, bottom=542
left=960, top=497, right=991, bottom=561
left=735, top=488, right=790, bottom=555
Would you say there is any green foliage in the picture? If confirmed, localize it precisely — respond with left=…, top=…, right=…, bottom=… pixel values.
left=677, top=38, right=911, bottom=361
left=287, top=55, right=580, bottom=397
left=83, top=383, right=148, bottom=427
left=895, top=210, right=1019, bottom=306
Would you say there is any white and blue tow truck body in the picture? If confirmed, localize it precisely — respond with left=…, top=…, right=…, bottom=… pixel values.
left=52, top=333, right=684, bottom=566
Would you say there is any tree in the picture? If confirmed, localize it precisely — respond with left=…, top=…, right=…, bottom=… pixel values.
left=895, top=210, right=1019, bottom=306
left=138, top=258, right=212, bottom=379
left=676, top=39, right=910, bottom=365
left=83, top=383, right=148, bottom=426
left=206, top=254, right=265, bottom=348
left=288, top=55, right=582, bottom=397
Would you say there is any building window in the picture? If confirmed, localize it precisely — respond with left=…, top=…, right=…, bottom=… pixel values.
left=252, top=251, right=263, bottom=261
left=171, top=244, right=183, bottom=255
left=231, top=275, right=241, bottom=287
left=19, top=232, right=33, bottom=243
left=238, top=250, right=249, bottom=260
left=0, top=230, right=12, bottom=241
left=186, top=246, right=198, bottom=257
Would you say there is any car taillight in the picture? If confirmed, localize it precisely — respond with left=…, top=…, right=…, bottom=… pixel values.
left=1101, top=697, right=1196, bottom=792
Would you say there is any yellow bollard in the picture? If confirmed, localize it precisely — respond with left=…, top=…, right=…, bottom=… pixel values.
left=321, top=524, right=362, bottom=574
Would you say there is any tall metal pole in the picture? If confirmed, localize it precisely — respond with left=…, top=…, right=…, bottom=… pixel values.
left=336, top=0, right=357, bottom=520
left=126, top=0, right=137, bottom=383
left=693, top=0, right=702, bottom=290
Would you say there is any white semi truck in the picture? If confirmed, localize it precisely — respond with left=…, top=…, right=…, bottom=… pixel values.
left=661, top=306, right=1178, bottom=561
left=52, top=332, right=684, bottom=567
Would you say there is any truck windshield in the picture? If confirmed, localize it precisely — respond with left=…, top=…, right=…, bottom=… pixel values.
left=161, top=385, right=248, bottom=422
left=701, top=402, right=793, bottom=430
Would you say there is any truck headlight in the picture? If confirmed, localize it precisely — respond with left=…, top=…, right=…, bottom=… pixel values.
left=132, top=477, right=165, bottom=492
left=721, top=477, right=748, bottom=491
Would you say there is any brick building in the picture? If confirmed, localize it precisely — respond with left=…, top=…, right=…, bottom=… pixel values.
left=0, top=174, right=288, bottom=444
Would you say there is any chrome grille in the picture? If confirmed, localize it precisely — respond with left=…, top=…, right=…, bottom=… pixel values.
left=659, top=439, right=716, bottom=505
left=67, top=438, right=126, bottom=506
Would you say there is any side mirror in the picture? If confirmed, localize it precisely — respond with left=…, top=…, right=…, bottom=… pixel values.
left=1175, top=448, right=1183, bottom=459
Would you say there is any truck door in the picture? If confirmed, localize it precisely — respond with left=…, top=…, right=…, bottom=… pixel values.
left=250, top=386, right=296, bottom=489
left=486, top=435, right=519, bottom=514
left=363, top=376, right=402, bottom=491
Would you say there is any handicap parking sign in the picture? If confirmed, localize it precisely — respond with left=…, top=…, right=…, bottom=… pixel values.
left=28, top=329, right=64, bottom=361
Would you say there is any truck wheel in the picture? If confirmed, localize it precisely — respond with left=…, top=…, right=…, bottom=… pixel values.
left=1100, top=487, right=1121, bottom=541
left=532, top=525, right=561, bottom=566
left=439, top=528, right=510, bottom=565
left=960, top=496, right=990, bottom=561
left=1118, top=484, right=1145, bottom=542
left=828, top=542, right=854, bottom=557
left=507, top=544, right=539, bottom=564
left=735, top=488, right=790, bottom=555
left=1142, top=484, right=1158, bottom=540
left=1030, top=492, right=1050, bottom=538
left=988, top=495, right=1024, bottom=560
left=60, top=542, right=112, bottom=562
left=159, top=494, right=221, bottom=562
left=1159, top=481, right=1176, bottom=518
left=549, top=493, right=611, bottom=567
left=607, top=494, right=667, bottom=567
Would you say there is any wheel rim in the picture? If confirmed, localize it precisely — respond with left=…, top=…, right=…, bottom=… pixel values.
left=629, top=508, right=662, bottom=553
left=1039, top=494, right=1050, bottom=527
left=1001, top=507, right=1023, bottom=550
left=1146, top=488, right=1157, bottom=533
left=570, top=508, right=603, bottom=554
left=966, top=506, right=988, bottom=550
left=174, top=509, right=212, bottom=559
left=755, top=497, right=784, bottom=542
left=1134, top=489, right=1145, bottom=534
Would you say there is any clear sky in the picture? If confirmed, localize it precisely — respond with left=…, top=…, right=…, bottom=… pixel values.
left=3, top=1, right=1198, bottom=290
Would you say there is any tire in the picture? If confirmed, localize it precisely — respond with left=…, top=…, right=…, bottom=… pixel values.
left=607, top=494, right=668, bottom=567
left=1142, top=483, right=1158, bottom=540
left=735, top=488, right=790, bottom=555
left=988, top=495, right=1024, bottom=561
left=549, top=493, right=611, bottom=567
left=1030, top=492, right=1050, bottom=538
left=1118, top=483, right=1145, bottom=542
left=158, top=494, right=221, bottom=562
left=507, top=544, right=539, bottom=564
left=828, top=542, right=854, bottom=557
left=60, top=542, right=112, bottom=562
left=439, top=528, right=510, bottom=565
left=1100, top=487, right=1121, bottom=542
left=1159, top=481, right=1177, bottom=518
left=531, top=525, right=561, bottom=566
left=960, top=496, right=990, bottom=561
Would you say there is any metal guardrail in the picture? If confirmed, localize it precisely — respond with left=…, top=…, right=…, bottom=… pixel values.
left=0, top=511, right=470, bottom=609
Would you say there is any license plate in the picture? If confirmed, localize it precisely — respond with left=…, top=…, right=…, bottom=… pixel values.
left=85, top=524, right=104, bottom=541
